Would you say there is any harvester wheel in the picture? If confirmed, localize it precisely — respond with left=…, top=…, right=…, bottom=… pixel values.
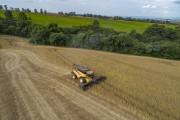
left=79, top=77, right=85, bottom=83
left=72, top=75, right=77, bottom=79
left=80, top=86, right=86, bottom=91
left=94, top=81, right=98, bottom=84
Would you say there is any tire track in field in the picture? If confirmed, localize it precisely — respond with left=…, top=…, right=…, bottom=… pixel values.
left=0, top=43, right=2, bottom=49
left=0, top=50, right=139, bottom=120
left=1, top=50, right=60, bottom=120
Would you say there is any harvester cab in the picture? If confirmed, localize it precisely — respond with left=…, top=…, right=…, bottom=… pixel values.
left=71, top=64, right=106, bottom=91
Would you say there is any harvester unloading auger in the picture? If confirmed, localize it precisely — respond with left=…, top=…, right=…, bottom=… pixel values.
left=71, top=64, right=106, bottom=91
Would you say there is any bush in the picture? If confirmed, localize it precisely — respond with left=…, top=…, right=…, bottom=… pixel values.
left=4, top=10, right=14, bottom=20
left=142, top=41, right=180, bottom=59
left=160, top=41, right=180, bottom=59
left=4, top=25, right=16, bottom=35
left=0, top=22, right=3, bottom=33
left=72, top=32, right=87, bottom=48
left=18, top=12, right=28, bottom=21
left=175, top=26, right=180, bottom=39
left=0, top=12, right=179, bottom=60
left=49, top=32, right=67, bottom=46
left=85, top=33, right=105, bottom=50
left=30, top=28, right=50, bottom=44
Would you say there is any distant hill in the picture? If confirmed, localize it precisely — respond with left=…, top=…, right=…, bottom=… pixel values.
left=0, top=11, right=176, bottom=33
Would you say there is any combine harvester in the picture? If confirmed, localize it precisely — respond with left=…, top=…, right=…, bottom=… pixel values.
left=71, top=64, right=106, bottom=91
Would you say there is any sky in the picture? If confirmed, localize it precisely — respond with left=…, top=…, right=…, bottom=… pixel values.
left=1, top=0, right=180, bottom=18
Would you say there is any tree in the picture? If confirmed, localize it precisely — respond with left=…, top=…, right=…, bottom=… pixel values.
left=175, top=26, right=180, bottom=39
left=34, top=9, right=38, bottom=13
left=4, top=5, right=7, bottom=10
left=30, top=28, right=50, bottom=44
left=49, top=32, right=67, bottom=46
left=4, top=10, right=13, bottom=20
left=163, top=28, right=176, bottom=40
left=48, top=23, right=59, bottom=33
left=14, top=8, right=20, bottom=12
left=15, top=19, right=32, bottom=37
left=18, top=12, right=28, bottom=21
left=144, top=24, right=165, bottom=37
left=92, top=20, right=100, bottom=31
left=26, top=8, right=31, bottom=12
left=58, top=11, right=64, bottom=15
left=109, top=33, right=135, bottom=53
left=0, top=22, right=3, bottom=33
left=20, top=27, right=29, bottom=37
left=129, top=29, right=136, bottom=38
left=40, top=9, right=43, bottom=14
left=4, top=25, right=16, bottom=35
left=85, top=33, right=105, bottom=49
left=72, top=32, right=87, bottom=48
left=44, top=10, right=47, bottom=14
left=151, top=41, right=180, bottom=59
left=10, top=7, right=14, bottom=11
left=22, top=8, right=25, bottom=12
left=143, top=23, right=177, bottom=41
left=0, top=5, right=3, bottom=11
left=105, top=36, right=116, bottom=51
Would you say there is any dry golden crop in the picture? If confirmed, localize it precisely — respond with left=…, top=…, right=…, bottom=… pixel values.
left=51, top=48, right=180, bottom=120
left=0, top=35, right=180, bottom=120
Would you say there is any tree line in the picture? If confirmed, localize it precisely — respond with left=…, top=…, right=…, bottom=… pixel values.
left=0, top=5, right=47, bottom=14
left=0, top=11, right=179, bottom=60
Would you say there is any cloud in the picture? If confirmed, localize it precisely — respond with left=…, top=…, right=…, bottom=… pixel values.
left=142, top=5, right=151, bottom=8
left=152, top=10, right=179, bottom=14
left=163, top=10, right=169, bottom=13
left=24, top=0, right=34, bottom=2
left=142, top=5, right=157, bottom=9
left=81, top=2, right=86, bottom=5
left=151, top=5, right=157, bottom=8
left=1, top=0, right=179, bottom=17
left=24, top=0, right=67, bottom=3
left=174, top=0, right=180, bottom=4
left=37, top=0, right=64, bottom=3
left=155, top=0, right=174, bottom=2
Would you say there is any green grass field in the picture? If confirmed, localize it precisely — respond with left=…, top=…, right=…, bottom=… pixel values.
left=0, top=11, right=175, bottom=33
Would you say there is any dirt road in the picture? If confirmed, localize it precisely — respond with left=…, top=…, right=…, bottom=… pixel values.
left=0, top=36, right=140, bottom=120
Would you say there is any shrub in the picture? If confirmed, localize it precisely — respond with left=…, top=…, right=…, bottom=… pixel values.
left=49, top=32, right=67, bottom=46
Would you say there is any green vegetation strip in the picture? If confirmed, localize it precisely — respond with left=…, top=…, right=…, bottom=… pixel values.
left=0, top=11, right=175, bottom=33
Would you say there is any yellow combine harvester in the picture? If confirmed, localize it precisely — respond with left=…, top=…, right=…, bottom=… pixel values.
left=71, top=64, right=106, bottom=91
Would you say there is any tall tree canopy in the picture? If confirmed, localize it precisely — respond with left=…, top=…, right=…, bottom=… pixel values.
left=18, top=12, right=28, bottom=21
left=4, top=10, right=14, bottom=20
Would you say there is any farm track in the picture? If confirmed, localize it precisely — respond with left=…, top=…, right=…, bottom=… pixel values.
left=0, top=36, right=140, bottom=120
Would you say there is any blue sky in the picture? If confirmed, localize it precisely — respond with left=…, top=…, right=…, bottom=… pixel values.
left=1, top=0, right=180, bottom=18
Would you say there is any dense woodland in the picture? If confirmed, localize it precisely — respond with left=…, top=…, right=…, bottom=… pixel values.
left=0, top=11, right=180, bottom=60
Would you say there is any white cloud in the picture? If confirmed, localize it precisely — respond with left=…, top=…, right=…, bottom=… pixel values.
left=142, top=5, right=151, bottom=8
left=24, top=0, right=66, bottom=3
left=152, top=10, right=176, bottom=14
left=161, top=0, right=173, bottom=1
left=142, top=5, right=157, bottom=9
left=151, top=5, right=157, bottom=8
